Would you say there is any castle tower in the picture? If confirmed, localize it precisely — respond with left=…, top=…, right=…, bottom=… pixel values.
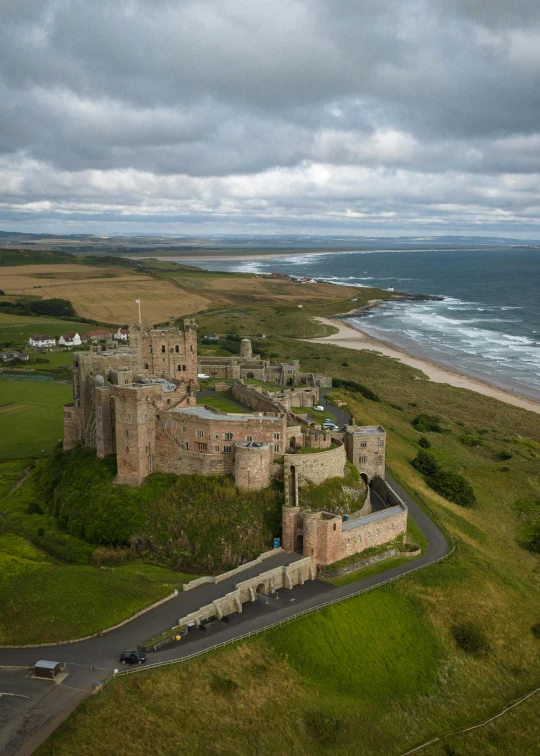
left=239, top=338, right=252, bottom=359
left=135, top=319, right=198, bottom=385
left=344, top=425, right=386, bottom=482
left=282, top=506, right=301, bottom=552
left=234, top=441, right=272, bottom=490
left=114, top=384, right=161, bottom=486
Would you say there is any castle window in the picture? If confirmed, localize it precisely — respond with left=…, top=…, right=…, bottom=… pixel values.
left=182, top=426, right=187, bottom=433
left=360, top=441, right=367, bottom=448
left=333, top=523, right=336, bottom=531
left=185, top=441, right=189, bottom=450
left=178, top=365, right=182, bottom=372
left=173, top=421, right=177, bottom=429
left=360, top=455, right=368, bottom=464
left=224, top=445, right=232, bottom=453
left=149, top=345, right=152, bottom=352
left=126, top=446, right=129, bottom=452
left=346, top=539, right=350, bottom=547
left=376, top=528, right=379, bottom=536
left=190, top=345, right=194, bottom=352
left=357, top=536, right=361, bottom=543
left=167, top=399, right=170, bottom=404
left=163, top=421, right=168, bottom=429
left=125, top=430, right=129, bottom=438
left=367, top=531, right=371, bottom=539
left=224, top=432, right=233, bottom=441
left=66, top=412, right=71, bottom=419
left=182, top=365, right=186, bottom=371
left=246, top=435, right=253, bottom=442
left=214, top=432, right=220, bottom=439
left=161, top=344, right=166, bottom=353
left=274, top=444, right=279, bottom=452
left=173, top=436, right=177, bottom=443
left=145, top=363, right=149, bottom=369
left=273, top=433, right=280, bottom=440
left=196, top=429, right=204, bottom=438
left=214, top=445, right=220, bottom=452
left=378, top=439, right=385, bottom=447
left=175, top=345, right=180, bottom=353
left=196, top=442, right=207, bottom=451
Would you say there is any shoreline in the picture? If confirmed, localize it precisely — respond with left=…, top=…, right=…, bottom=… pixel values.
left=130, top=250, right=341, bottom=262
left=308, top=316, right=540, bottom=416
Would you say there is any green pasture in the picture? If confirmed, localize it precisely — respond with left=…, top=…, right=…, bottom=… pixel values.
left=0, top=380, right=71, bottom=458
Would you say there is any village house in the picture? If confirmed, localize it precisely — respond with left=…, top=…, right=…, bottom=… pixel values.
left=28, top=334, right=56, bottom=348
left=113, top=328, right=129, bottom=341
left=58, top=333, right=82, bottom=347
left=87, top=330, right=113, bottom=343
left=0, top=351, right=29, bottom=361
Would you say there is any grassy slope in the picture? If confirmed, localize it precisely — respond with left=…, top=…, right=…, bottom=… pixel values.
left=0, top=380, right=72, bottom=458
left=39, top=332, right=540, bottom=755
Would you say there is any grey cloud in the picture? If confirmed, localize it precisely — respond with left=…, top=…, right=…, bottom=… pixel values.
left=0, top=0, right=539, bottom=234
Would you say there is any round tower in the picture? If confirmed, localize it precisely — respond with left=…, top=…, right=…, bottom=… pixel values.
left=234, top=441, right=272, bottom=490
left=239, top=338, right=252, bottom=359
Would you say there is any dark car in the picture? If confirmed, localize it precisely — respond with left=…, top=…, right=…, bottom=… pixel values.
left=120, top=650, right=147, bottom=665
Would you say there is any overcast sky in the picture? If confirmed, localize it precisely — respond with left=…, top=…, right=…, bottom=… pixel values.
left=1, top=0, right=540, bottom=237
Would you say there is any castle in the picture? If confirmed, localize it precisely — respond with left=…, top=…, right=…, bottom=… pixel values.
left=63, top=319, right=407, bottom=566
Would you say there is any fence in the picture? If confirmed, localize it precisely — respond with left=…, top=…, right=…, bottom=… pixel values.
left=98, top=475, right=456, bottom=690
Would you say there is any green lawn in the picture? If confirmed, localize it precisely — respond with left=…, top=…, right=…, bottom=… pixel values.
left=291, top=405, right=335, bottom=423
left=116, top=564, right=199, bottom=585
left=0, top=563, right=170, bottom=644
left=196, top=394, right=247, bottom=413
left=330, top=555, right=414, bottom=586
left=0, top=379, right=71, bottom=458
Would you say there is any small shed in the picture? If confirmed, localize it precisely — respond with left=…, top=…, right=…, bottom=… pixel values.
left=34, top=660, right=62, bottom=679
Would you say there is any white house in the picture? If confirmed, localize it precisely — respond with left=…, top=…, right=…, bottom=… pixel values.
left=58, top=332, right=82, bottom=347
left=28, top=334, right=56, bottom=348
left=113, top=328, right=129, bottom=341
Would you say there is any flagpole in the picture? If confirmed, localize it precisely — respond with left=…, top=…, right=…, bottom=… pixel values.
left=136, top=299, right=142, bottom=324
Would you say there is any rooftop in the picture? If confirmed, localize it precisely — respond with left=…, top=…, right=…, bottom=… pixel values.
left=342, top=503, right=405, bottom=530
left=349, top=425, right=385, bottom=435
left=172, top=406, right=283, bottom=423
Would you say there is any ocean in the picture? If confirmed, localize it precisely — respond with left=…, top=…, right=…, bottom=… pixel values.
left=189, top=246, right=540, bottom=401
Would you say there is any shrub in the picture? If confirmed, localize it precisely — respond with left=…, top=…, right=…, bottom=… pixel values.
left=210, top=675, right=239, bottom=695
left=332, top=377, right=380, bottom=402
left=411, top=451, right=476, bottom=507
left=517, top=523, right=540, bottom=553
left=418, top=436, right=431, bottom=449
left=458, top=434, right=482, bottom=447
left=389, top=403, right=403, bottom=411
left=411, top=450, right=440, bottom=477
left=26, top=501, right=43, bottom=515
left=304, top=711, right=348, bottom=746
left=498, top=451, right=513, bottom=461
left=429, top=469, right=476, bottom=508
left=452, top=622, right=490, bottom=656
left=412, top=414, right=442, bottom=433
left=531, top=622, right=540, bottom=639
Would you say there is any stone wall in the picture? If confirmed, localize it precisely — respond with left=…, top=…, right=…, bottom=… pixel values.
left=232, top=382, right=287, bottom=414
left=63, top=404, right=83, bottom=450
left=283, top=441, right=347, bottom=505
left=177, top=557, right=316, bottom=628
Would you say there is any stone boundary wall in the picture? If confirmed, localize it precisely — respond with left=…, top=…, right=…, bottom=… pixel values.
left=178, top=557, right=315, bottom=627
left=182, top=548, right=284, bottom=591
left=320, top=545, right=422, bottom=578
left=232, top=382, right=287, bottom=414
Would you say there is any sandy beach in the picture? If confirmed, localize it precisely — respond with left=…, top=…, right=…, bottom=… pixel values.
left=132, top=250, right=336, bottom=263
left=309, top=317, right=540, bottom=416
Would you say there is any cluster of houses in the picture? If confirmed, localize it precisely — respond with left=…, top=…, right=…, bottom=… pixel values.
left=268, top=272, right=316, bottom=283
left=26, top=328, right=129, bottom=350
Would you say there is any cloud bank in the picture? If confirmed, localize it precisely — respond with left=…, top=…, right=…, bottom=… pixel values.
left=1, top=0, right=540, bottom=236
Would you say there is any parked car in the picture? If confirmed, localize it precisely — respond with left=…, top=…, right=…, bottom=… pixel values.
left=313, top=405, right=325, bottom=411
left=120, top=650, right=147, bottom=665
left=322, top=420, right=338, bottom=430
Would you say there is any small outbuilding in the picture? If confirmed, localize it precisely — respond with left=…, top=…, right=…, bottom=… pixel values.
left=33, top=660, right=62, bottom=679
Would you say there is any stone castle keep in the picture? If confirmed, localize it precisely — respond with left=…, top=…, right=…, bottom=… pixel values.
left=64, top=319, right=407, bottom=566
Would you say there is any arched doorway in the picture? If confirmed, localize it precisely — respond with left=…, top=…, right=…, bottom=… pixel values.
left=295, top=534, right=304, bottom=554
left=246, top=372, right=254, bottom=379
left=289, top=436, right=296, bottom=451
left=255, top=582, right=266, bottom=595
left=360, top=472, right=369, bottom=487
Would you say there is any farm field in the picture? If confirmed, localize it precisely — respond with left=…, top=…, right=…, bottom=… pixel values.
left=0, top=379, right=71, bottom=458
left=1, top=263, right=211, bottom=325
